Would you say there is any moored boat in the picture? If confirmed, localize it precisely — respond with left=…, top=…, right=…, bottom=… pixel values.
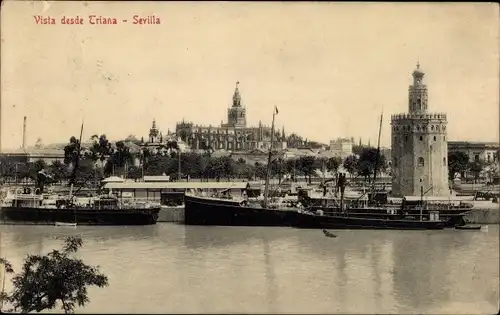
left=0, top=191, right=160, bottom=226
left=184, top=194, right=297, bottom=226
left=455, top=225, right=482, bottom=230
left=183, top=108, right=464, bottom=231
left=0, top=122, right=160, bottom=226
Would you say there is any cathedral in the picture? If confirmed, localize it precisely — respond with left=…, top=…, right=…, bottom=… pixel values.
left=174, top=82, right=288, bottom=151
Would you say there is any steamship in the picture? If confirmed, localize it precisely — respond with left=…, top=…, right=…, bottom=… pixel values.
left=184, top=109, right=467, bottom=230
left=0, top=123, right=160, bottom=226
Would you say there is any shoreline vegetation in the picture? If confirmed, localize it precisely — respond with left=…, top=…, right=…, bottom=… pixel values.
left=0, top=236, right=108, bottom=314
left=0, top=134, right=498, bottom=190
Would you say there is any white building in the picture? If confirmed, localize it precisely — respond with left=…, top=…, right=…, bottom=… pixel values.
left=329, top=138, right=354, bottom=159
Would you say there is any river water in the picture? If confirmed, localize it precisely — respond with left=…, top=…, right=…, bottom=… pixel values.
left=0, top=224, right=498, bottom=314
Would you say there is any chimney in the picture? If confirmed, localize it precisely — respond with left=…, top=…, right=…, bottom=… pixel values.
left=22, top=116, right=27, bottom=149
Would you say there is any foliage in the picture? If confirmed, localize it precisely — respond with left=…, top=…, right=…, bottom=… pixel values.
left=254, top=162, right=267, bottom=180
left=326, top=156, right=342, bottom=173
left=0, top=236, right=108, bottom=314
left=352, top=144, right=365, bottom=155
left=10, top=135, right=402, bottom=185
left=447, top=151, right=469, bottom=180
left=468, top=160, right=484, bottom=183
left=356, top=147, right=387, bottom=182
left=270, top=157, right=286, bottom=183
left=63, top=136, right=81, bottom=166
left=343, top=155, right=359, bottom=178
left=89, top=134, right=112, bottom=163
left=49, top=160, right=69, bottom=183
left=104, top=140, right=134, bottom=176
left=298, top=156, right=316, bottom=183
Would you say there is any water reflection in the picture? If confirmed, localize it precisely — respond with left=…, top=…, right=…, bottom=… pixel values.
left=0, top=224, right=497, bottom=314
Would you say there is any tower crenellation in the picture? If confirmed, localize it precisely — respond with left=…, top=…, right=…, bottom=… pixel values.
left=391, top=63, right=449, bottom=197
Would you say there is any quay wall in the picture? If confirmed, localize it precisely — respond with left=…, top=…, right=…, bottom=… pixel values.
left=158, top=206, right=185, bottom=223
left=465, top=208, right=499, bottom=224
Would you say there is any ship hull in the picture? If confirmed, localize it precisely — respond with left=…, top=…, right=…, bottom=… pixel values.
left=184, top=195, right=297, bottom=226
left=292, top=212, right=446, bottom=230
left=184, top=195, right=450, bottom=230
left=307, top=207, right=470, bottom=228
left=0, top=206, right=160, bottom=226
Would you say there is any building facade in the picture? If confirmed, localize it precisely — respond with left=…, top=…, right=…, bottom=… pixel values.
left=175, top=82, right=287, bottom=151
left=448, top=141, right=499, bottom=164
left=391, top=63, right=449, bottom=197
left=329, top=138, right=354, bottom=159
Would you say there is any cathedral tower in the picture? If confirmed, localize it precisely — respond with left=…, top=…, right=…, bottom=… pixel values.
left=226, top=81, right=247, bottom=128
left=391, top=63, right=449, bottom=197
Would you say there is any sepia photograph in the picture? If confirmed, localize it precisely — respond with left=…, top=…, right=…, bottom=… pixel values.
left=0, top=1, right=498, bottom=314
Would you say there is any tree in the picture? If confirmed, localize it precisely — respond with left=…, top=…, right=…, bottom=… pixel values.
left=314, top=157, right=328, bottom=175
left=448, top=151, right=469, bottom=181
left=270, top=157, right=286, bottom=184
left=49, top=160, right=69, bottom=184
left=297, top=156, right=316, bottom=183
left=468, top=160, right=484, bottom=183
left=326, top=156, right=342, bottom=174
left=343, top=155, right=358, bottom=178
left=356, top=147, right=387, bottom=183
left=285, top=133, right=305, bottom=148
left=0, top=236, right=108, bottom=314
left=143, top=155, right=169, bottom=176
left=254, top=162, right=267, bottom=180
left=63, top=136, right=81, bottom=166
left=89, top=134, right=112, bottom=165
left=352, top=144, right=364, bottom=155
left=27, top=159, right=48, bottom=181
left=284, top=159, right=298, bottom=181
left=104, top=141, right=134, bottom=176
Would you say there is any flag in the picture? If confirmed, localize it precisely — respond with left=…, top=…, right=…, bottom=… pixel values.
left=275, top=106, right=279, bottom=115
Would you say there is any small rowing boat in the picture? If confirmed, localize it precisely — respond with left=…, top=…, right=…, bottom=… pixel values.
left=455, top=225, right=482, bottom=230
left=322, top=229, right=337, bottom=238
left=54, top=222, right=77, bottom=227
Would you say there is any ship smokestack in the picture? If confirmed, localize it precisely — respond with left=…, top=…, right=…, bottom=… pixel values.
left=22, top=116, right=27, bottom=149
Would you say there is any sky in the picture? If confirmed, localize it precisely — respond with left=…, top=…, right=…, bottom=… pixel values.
left=1, top=1, right=499, bottom=150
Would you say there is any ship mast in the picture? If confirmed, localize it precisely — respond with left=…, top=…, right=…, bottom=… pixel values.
left=0, top=233, right=7, bottom=313
left=68, top=121, right=84, bottom=202
left=263, top=106, right=278, bottom=209
left=371, top=111, right=383, bottom=198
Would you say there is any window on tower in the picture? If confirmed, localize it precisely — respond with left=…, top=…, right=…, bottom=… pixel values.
left=418, top=157, right=425, bottom=167
left=419, top=136, right=423, bottom=141
left=443, top=157, right=446, bottom=166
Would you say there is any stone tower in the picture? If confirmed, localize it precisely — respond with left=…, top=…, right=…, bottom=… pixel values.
left=226, top=81, right=247, bottom=127
left=391, top=63, right=449, bottom=197
left=149, top=119, right=160, bottom=143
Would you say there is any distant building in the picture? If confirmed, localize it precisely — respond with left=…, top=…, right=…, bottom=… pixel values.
left=143, top=119, right=190, bottom=153
left=391, top=63, right=449, bottom=197
left=175, top=82, right=287, bottom=152
left=448, top=141, right=499, bottom=164
left=0, top=147, right=64, bottom=165
left=329, top=138, right=353, bottom=159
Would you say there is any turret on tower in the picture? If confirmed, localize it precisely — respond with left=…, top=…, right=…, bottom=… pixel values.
left=149, top=119, right=160, bottom=143
left=408, top=62, right=428, bottom=114
left=232, top=81, right=242, bottom=107
left=223, top=80, right=247, bottom=128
